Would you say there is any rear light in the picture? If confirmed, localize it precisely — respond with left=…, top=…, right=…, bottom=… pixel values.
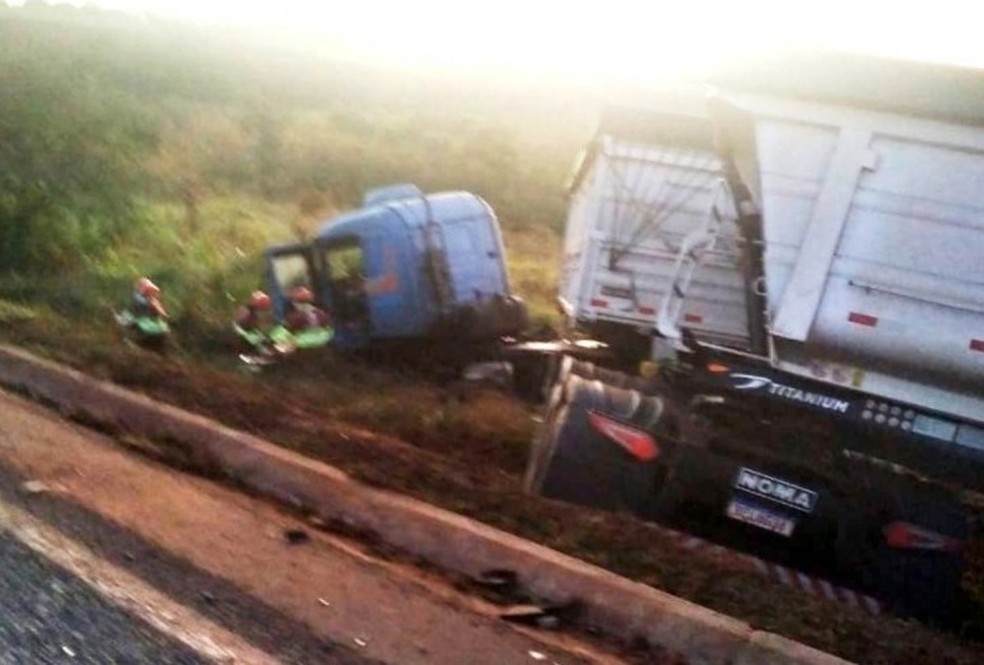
left=706, top=363, right=730, bottom=374
left=882, top=521, right=964, bottom=553
left=588, top=411, right=660, bottom=462
left=589, top=298, right=608, bottom=308
left=683, top=313, right=704, bottom=324
left=848, top=312, right=879, bottom=327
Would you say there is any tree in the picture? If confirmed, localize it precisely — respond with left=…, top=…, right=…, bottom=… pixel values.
left=0, top=55, right=154, bottom=272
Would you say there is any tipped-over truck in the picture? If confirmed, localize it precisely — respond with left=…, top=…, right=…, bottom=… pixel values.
left=527, top=54, right=984, bottom=620
left=262, top=184, right=528, bottom=352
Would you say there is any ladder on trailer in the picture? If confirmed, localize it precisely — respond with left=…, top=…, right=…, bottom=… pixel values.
left=656, top=179, right=737, bottom=342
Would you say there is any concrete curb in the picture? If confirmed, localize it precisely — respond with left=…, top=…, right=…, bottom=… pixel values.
left=0, top=345, right=852, bottom=665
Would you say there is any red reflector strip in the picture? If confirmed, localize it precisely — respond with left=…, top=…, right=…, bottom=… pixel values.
left=588, top=411, right=659, bottom=462
left=683, top=313, right=704, bottom=324
left=848, top=312, right=879, bottom=327
left=638, top=306, right=655, bottom=315
left=883, top=521, right=964, bottom=553
left=971, top=339, right=984, bottom=352
left=589, top=298, right=608, bottom=308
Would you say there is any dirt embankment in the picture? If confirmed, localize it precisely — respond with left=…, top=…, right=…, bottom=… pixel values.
left=2, top=313, right=983, bottom=665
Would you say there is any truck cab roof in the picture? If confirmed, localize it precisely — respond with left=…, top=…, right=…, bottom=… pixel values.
left=315, top=190, right=493, bottom=241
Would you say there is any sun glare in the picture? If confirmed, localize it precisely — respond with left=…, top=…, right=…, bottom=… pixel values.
left=27, top=0, right=984, bottom=83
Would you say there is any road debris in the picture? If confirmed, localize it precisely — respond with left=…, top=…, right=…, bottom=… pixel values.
left=61, top=645, right=76, bottom=658
left=527, top=650, right=546, bottom=661
left=474, top=568, right=518, bottom=592
left=500, top=604, right=547, bottom=622
left=283, top=528, right=310, bottom=545
left=21, top=480, right=50, bottom=494
left=462, top=361, right=512, bottom=386
left=470, top=568, right=529, bottom=604
left=500, top=605, right=559, bottom=629
left=353, top=637, right=367, bottom=648
left=499, top=600, right=581, bottom=630
left=318, top=597, right=331, bottom=607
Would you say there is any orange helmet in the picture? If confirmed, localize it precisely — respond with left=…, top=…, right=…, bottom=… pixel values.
left=289, top=285, right=313, bottom=303
left=135, top=277, right=160, bottom=298
left=249, top=290, right=272, bottom=310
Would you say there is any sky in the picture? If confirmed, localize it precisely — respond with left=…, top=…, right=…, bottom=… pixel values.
left=12, top=1, right=984, bottom=85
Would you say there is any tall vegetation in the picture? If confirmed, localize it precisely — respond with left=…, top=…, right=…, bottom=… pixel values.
left=0, top=2, right=594, bottom=325
left=0, top=32, right=153, bottom=271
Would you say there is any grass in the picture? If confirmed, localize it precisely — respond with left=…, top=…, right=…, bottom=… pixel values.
left=502, top=226, right=563, bottom=330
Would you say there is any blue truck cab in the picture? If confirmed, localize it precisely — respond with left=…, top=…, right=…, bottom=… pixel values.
left=263, top=185, right=528, bottom=349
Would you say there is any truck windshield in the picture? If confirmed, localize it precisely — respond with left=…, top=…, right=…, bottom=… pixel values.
left=325, top=241, right=363, bottom=281
left=322, top=238, right=369, bottom=330
left=271, top=254, right=311, bottom=292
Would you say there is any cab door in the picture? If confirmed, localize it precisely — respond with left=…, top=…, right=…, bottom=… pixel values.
left=319, top=235, right=372, bottom=346
left=263, top=242, right=323, bottom=320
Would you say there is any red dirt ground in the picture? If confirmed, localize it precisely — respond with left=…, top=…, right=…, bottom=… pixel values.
left=2, top=316, right=983, bottom=665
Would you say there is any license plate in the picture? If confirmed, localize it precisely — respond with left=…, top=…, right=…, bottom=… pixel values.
left=726, top=499, right=796, bottom=537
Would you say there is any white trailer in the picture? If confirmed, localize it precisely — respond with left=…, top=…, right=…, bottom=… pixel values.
left=559, top=105, right=750, bottom=358
left=710, top=55, right=984, bottom=460
left=527, top=54, right=984, bottom=621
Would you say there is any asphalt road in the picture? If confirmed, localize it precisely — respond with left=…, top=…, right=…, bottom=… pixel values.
left=0, top=532, right=210, bottom=665
left=0, top=386, right=624, bottom=665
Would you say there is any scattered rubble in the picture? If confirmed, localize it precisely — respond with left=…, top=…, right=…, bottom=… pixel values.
left=283, top=528, right=309, bottom=545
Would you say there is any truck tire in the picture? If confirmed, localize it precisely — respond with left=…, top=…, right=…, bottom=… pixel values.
left=869, top=546, right=964, bottom=622
left=842, top=483, right=970, bottom=622
left=566, top=359, right=655, bottom=392
left=526, top=376, right=665, bottom=517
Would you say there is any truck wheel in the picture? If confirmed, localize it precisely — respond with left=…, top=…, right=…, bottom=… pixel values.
left=567, top=359, right=662, bottom=394
left=846, top=489, right=970, bottom=622
left=868, top=546, right=963, bottom=623
left=567, top=359, right=627, bottom=388
left=527, top=377, right=664, bottom=517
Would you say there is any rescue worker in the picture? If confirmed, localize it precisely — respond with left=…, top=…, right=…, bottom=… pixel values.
left=233, top=290, right=274, bottom=354
left=280, top=285, right=334, bottom=350
left=284, top=286, right=331, bottom=332
left=116, top=276, right=170, bottom=352
left=131, top=277, right=167, bottom=320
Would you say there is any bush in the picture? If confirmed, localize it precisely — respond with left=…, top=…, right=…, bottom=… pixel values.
left=0, top=46, right=156, bottom=272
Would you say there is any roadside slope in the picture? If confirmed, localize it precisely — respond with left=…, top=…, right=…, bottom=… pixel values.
left=0, top=313, right=981, bottom=663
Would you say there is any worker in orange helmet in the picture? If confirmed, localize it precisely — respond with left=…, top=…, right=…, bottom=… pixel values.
left=131, top=277, right=167, bottom=320
left=284, top=285, right=331, bottom=333
left=114, top=276, right=170, bottom=352
left=233, top=289, right=276, bottom=354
